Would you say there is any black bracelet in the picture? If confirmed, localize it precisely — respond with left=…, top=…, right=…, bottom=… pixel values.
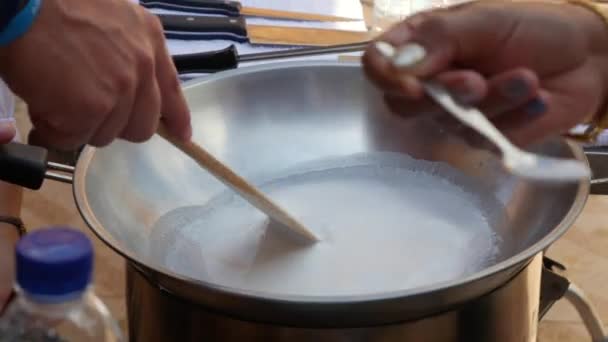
left=0, top=291, right=15, bottom=317
left=0, top=215, right=26, bottom=237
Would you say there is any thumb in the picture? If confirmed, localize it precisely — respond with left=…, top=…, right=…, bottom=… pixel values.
left=374, top=2, right=517, bottom=78
left=0, top=120, right=16, bottom=144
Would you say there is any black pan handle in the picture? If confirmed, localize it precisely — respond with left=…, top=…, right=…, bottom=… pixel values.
left=159, top=14, right=247, bottom=34
left=0, top=142, right=48, bottom=190
left=173, top=45, right=239, bottom=74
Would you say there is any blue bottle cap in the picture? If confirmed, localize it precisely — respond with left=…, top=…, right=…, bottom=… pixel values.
left=16, top=227, right=93, bottom=299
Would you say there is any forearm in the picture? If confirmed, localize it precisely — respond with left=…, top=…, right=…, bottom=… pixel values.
left=0, top=77, right=24, bottom=309
left=0, top=181, right=23, bottom=263
left=0, top=100, right=21, bottom=307
left=0, top=179, right=22, bottom=218
left=0, top=181, right=22, bottom=313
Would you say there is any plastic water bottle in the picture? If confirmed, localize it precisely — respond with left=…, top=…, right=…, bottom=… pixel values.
left=0, top=227, right=124, bottom=341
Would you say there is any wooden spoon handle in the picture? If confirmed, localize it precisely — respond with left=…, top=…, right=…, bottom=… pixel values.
left=156, top=123, right=319, bottom=243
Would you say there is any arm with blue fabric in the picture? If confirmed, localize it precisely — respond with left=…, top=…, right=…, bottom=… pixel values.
left=0, top=0, right=195, bottom=312
left=0, top=0, right=192, bottom=149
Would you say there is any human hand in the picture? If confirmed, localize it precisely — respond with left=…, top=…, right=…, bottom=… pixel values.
left=363, top=1, right=608, bottom=146
left=0, top=0, right=191, bottom=149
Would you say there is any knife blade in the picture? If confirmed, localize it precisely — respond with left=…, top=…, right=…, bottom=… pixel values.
left=159, top=15, right=372, bottom=46
left=172, top=42, right=368, bottom=73
left=141, top=0, right=360, bottom=21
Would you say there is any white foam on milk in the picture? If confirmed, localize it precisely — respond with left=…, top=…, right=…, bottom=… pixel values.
left=147, top=152, right=503, bottom=297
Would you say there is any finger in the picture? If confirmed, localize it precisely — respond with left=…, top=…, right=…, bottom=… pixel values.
left=363, top=41, right=425, bottom=99
left=376, top=16, right=417, bottom=45
left=28, top=118, right=88, bottom=150
left=366, top=2, right=518, bottom=79
left=386, top=15, right=456, bottom=77
left=121, top=80, right=162, bottom=143
left=363, top=4, right=515, bottom=99
left=0, top=252, right=14, bottom=314
left=382, top=70, right=488, bottom=117
left=478, top=68, right=540, bottom=119
left=150, top=15, right=191, bottom=141
left=28, top=127, right=83, bottom=150
left=89, top=79, right=136, bottom=147
left=452, top=71, right=541, bottom=148
left=120, top=50, right=161, bottom=143
left=26, top=98, right=107, bottom=149
left=0, top=120, right=16, bottom=144
left=492, top=91, right=553, bottom=147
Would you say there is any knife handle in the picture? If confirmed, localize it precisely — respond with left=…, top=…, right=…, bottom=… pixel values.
left=158, top=15, right=247, bottom=35
left=158, top=14, right=248, bottom=42
left=141, top=0, right=241, bottom=16
left=173, top=45, right=239, bottom=73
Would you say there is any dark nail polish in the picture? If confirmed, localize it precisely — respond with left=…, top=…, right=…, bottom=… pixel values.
left=449, top=83, right=477, bottom=104
left=454, top=90, right=477, bottom=104
left=524, top=98, right=547, bottom=117
left=503, top=78, right=529, bottom=99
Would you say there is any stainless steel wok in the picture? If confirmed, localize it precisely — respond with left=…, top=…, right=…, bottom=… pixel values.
left=77, top=60, right=590, bottom=321
left=1, top=61, right=605, bottom=340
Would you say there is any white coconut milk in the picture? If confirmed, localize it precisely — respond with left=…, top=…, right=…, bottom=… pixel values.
left=147, top=153, right=502, bottom=297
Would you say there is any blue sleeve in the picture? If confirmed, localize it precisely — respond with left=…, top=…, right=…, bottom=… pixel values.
left=0, top=0, right=23, bottom=32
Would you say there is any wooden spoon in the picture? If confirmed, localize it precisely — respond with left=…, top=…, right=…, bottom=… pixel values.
left=156, top=123, right=320, bottom=244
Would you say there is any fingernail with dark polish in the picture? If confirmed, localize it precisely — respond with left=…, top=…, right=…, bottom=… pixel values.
left=524, top=98, right=547, bottom=117
left=502, top=78, right=529, bottom=99
left=453, top=89, right=477, bottom=104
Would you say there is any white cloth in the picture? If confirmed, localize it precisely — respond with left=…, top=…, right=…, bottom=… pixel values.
left=0, top=79, right=20, bottom=142
left=0, top=80, right=14, bottom=121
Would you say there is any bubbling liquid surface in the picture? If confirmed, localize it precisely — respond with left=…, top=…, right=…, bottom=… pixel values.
left=147, top=153, right=503, bottom=297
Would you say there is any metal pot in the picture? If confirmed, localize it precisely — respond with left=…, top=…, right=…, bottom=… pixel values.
left=2, top=61, right=608, bottom=341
